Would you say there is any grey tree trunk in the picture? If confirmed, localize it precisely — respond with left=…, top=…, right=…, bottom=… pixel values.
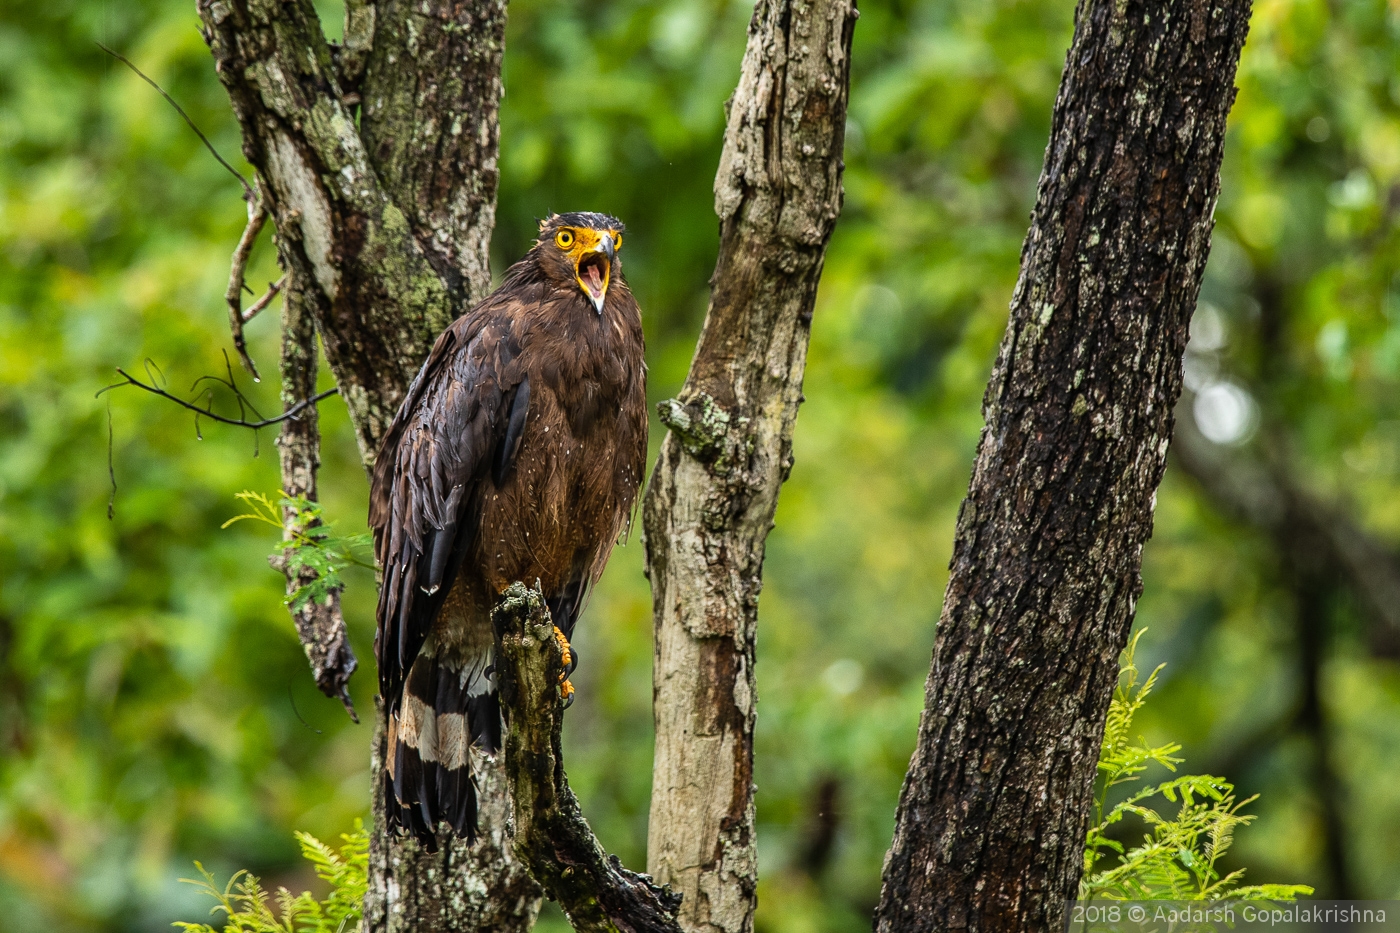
left=272, top=275, right=357, bottom=719
left=641, top=2, right=857, bottom=932
left=872, top=2, right=1252, bottom=932
left=195, top=0, right=542, bottom=929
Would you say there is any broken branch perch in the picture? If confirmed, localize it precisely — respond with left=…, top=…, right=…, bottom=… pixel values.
left=491, top=583, right=683, bottom=933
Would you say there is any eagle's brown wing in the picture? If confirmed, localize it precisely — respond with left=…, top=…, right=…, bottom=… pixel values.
left=368, top=300, right=528, bottom=720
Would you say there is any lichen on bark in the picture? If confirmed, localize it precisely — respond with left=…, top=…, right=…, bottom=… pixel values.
left=641, top=2, right=857, bottom=932
left=493, top=584, right=684, bottom=933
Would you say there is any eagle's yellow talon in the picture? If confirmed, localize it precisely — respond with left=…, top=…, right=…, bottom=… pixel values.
left=553, top=625, right=573, bottom=678
left=554, top=626, right=577, bottom=708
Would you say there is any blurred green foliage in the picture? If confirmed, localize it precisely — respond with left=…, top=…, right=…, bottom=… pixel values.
left=2, top=0, right=1399, bottom=931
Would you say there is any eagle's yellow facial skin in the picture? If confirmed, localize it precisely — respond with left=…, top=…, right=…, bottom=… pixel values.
left=554, top=226, right=621, bottom=312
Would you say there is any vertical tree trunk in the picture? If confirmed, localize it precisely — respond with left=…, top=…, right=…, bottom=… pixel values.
left=641, top=2, right=857, bottom=932
left=872, top=2, right=1251, bottom=931
left=196, top=1, right=542, bottom=929
left=359, top=0, right=505, bottom=305
left=273, top=275, right=357, bottom=719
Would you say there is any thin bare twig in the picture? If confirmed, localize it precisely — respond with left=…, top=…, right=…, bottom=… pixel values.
left=226, top=199, right=269, bottom=379
left=243, top=274, right=287, bottom=325
left=95, top=41, right=255, bottom=202
left=289, top=685, right=324, bottom=734
left=98, top=357, right=338, bottom=433
left=105, top=398, right=116, bottom=520
left=191, top=351, right=272, bottom=425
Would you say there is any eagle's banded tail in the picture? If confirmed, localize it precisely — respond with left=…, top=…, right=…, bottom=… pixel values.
left=384, top=650, right=500, bottom=850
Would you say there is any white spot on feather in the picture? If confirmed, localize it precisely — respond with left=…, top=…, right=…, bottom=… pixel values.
left=436, top=713, right=469, bottom=769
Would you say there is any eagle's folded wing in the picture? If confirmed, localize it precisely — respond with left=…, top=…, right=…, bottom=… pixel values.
left=369, top=309, right=527, bottom=716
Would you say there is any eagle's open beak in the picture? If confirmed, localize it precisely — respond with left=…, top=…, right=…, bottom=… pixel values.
left=575, top=232, right=615, bottom=314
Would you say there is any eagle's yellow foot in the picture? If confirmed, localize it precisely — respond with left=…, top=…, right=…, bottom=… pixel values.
left=553, top=626, right=573, bottom=673
left=554, top=626, right=576, bottom=709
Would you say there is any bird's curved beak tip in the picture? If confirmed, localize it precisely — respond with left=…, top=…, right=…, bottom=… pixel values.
left=577, top=234, right=614, bottom=314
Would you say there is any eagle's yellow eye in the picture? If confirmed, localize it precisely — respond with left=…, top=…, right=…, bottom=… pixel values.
left=613, top=232, right=622, bottom=251
left=555, top=229, right=575, bottom=249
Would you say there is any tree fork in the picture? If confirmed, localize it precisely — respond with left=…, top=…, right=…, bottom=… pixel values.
left=873, top=2, right=1252, bottom=931
left=196, top=0, right=540, bottom=928
left=641, top=2, right=857, bottom=932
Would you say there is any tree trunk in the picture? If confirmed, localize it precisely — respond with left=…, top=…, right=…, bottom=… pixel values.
left=872, top=2, right=1251, bottom=931
left=359, top=0, right=505, bottom=305
left=195, top=1, right=542, bottom=928
left=641, top=2, right=857, bottom=932
left=272, top=274, right=357, bottom=720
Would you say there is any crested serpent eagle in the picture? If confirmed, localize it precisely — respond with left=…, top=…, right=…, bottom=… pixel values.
left=369, top=212, right=647, bottom=848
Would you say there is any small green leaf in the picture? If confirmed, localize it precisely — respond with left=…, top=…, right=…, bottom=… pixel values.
left=224, top=490, right=375, bottom=615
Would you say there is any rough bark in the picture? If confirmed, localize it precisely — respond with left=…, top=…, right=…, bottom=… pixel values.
left=493, top=584, right=684, bottom=933
left=872, top=3, right=1252, bottom=932
left=197, top=1, right=542, bottom=928
left=199, top=0, right=452, bottom=460
left=360, top=0, right=506, bottom=304
left=640, top=2, right=856, bottom=932
left=367, top=719, right=542, bottom=932
left=271, top=273, right=358, bottom=719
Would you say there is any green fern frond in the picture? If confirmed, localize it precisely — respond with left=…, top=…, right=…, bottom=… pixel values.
left=175, top=823, right=369, bottom=933
left=1080, top=630, right=1314, bottom=901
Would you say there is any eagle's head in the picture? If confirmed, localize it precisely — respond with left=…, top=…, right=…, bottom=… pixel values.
left=534, top=211, right=625, bottom=314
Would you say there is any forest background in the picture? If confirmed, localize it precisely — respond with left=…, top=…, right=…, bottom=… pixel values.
left=2, top=0, right=1399, bottom=930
